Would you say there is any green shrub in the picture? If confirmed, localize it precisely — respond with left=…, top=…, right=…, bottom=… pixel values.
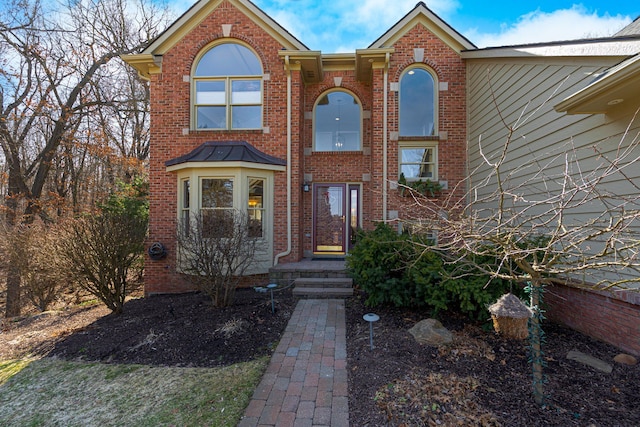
left=346, top=223, right=417, bottom=307
left=347, top=223, right=522, bottom=322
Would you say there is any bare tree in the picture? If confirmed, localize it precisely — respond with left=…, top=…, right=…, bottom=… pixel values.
left=177, top=210, right=259, bottom=308
left=0, top=221, right=68, bottom=312
left=401, top=93, right=640, bottom=405
left=0, top=0, right=168, bottom=316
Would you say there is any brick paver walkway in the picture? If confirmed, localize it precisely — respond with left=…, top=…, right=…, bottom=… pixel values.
left=238, top=299, right=349, bottom=427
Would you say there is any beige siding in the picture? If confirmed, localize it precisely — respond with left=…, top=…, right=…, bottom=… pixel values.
left=467, top=57, right=640, bottom=289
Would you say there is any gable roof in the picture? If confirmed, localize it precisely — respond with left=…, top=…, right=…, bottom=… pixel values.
left=123, top=0, right=308, bottom=79
left=615, top=16, right=640, bottom=37
left=369, top=2, right=476, bottom=52
left=147, top=0, right=307, bottom=55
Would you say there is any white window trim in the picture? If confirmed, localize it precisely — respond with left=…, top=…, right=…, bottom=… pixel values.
left=175, top=167, right=274, bottom=274
left=191, top=41, right=264, bottom=131
left=399, top=65, right=439, bottom=137
left=312, top=89, right=363, bottom=152
left=398, top=141, right=439, bottom=181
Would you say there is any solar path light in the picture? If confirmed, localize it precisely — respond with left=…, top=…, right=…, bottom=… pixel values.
left=363, top=313, right=380, bottom=350
left=267, top=283, right=278, bottom=313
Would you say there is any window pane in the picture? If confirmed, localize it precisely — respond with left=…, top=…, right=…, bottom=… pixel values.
left=401, top=148, right=431, bottom=163
left=196, top=106, right=226, bottom=129
left=248, top=179, right=264, bottom=238
left=315, top=91, right=361, bottom=151
left=231, top=106, right=261, bottom=129
left=195, top=44, right=261, bottom=76
left=201, top=209, right=234, bottom=239
left=248, top=179, right=264, bottom=208
left=202, top=179, right=233, bottom=208
left=400, top=68, right=435, bottom=136
left=401, top=163, right=434, bottom=179
left=196, top=81, right=225, bottom=104
left=182, top=179, right=190, bottom=209
left=400, top=147, right=435, bottom=179
left=232, top=80, right=261, bottom=104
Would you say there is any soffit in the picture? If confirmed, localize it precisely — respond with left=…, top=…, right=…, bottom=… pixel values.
left=355, top=49, right=394, bottom=82
left=554, top=54, right=640, bottom=115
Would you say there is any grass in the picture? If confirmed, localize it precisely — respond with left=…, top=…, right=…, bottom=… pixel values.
left=0, top=356, right=269, bottom=427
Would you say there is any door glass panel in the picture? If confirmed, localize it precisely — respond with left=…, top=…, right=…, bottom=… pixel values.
left=348, top=186, right=359, bottom=249
left=314, top=185, right=345, bottom=253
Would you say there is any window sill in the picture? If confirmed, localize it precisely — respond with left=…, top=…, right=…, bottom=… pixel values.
left=191, top=128, right=265, bottom=133
left=398, top=135, right=440, bottom=141
left=312, top=150, right=363, bottom=155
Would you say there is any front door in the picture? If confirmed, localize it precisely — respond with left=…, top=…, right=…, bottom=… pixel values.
left=313, top=183, right=360, bottom=255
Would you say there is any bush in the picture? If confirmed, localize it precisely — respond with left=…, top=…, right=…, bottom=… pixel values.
left=176, top=210, right=258, bottom=307
left=59, top=180, right=148, bottom=314
left=0, top=222, right=68, bottom=312
left=347, top=223, right=520, bottom=321
left=346, top=223, right=418, bottom=307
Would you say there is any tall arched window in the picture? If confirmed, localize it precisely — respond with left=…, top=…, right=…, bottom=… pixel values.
left=314, top=90, right=361, bottom=152
left=193, top=43, right=262, bottom=130
left=399, top=67, right=436, bottom=136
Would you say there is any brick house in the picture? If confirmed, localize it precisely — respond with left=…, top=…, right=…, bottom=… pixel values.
left=124, top=0, right=640, bottom=354
left=124, top=0, right=470, bottom=293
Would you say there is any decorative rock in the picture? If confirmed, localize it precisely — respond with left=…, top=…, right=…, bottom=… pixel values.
left=408, top=319, right=453, bottom=346
left=613, top=353, right=638, bottom=366
left=567, top=350, right=613, bottom=373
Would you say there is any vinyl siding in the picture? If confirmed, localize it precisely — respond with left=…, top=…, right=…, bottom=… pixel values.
left=467, top=57, right=640, bottom=289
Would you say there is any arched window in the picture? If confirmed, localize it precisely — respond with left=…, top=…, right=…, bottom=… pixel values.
left=399, top=67, right=436, bottom=136
left=314, top=91, right=361, bottom=151
left=193, top=43, right=262, bottom=130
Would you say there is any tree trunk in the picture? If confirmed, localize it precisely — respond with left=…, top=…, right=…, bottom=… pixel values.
left=4, top=267, right=21, bottom=318
left=529, top=278, right=545, bottom=406
left=4, top=166, right=22, bottom=318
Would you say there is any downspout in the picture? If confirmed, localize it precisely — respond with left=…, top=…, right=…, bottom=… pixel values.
left=382, top=52, right=390, bottom=222
left=274, top=55, right=292, bottom=265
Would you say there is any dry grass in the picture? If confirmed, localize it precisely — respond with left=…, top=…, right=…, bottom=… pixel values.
left=0, top=356, right=268, bottom=427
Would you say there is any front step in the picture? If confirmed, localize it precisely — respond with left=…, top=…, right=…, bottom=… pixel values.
left=292, top=277, right=354, bottom=298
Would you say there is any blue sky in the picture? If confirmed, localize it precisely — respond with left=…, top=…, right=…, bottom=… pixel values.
left=171, top=1, right=639, bottom=51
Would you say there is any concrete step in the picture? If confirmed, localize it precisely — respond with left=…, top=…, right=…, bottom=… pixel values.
left=292, top=287, right=354, bottom=298
left=294, top=277, right=353, bottom=289
left=292, top=277, right=354, bottom=298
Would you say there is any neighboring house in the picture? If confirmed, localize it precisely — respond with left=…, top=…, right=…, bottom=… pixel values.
left=124, top=0, right=640, bottom=354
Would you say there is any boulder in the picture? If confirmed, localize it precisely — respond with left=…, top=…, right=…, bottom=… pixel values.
left=613, top=353, right=638, bottom=366
left=408, top=319, right=453, bottom=346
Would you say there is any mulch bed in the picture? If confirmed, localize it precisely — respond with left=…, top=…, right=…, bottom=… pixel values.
left=346, top=291, right=640, bottom=426
left=2, top=288, right=639, bottom=426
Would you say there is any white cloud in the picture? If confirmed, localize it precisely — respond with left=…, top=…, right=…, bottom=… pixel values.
left=466, top=6, right=632, bottom=48
left=259, top=0, right=461, bottom=52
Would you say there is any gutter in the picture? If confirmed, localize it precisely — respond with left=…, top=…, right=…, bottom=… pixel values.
left=382, top=52, right=390, bottom=221
left=274, top=55, right=293, bottom=265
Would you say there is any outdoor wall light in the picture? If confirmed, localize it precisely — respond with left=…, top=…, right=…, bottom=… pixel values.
left=302, top=182, right=310, bottom=192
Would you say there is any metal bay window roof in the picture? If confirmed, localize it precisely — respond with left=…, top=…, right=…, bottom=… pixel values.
left=165, top=141, right=286, bottom=171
